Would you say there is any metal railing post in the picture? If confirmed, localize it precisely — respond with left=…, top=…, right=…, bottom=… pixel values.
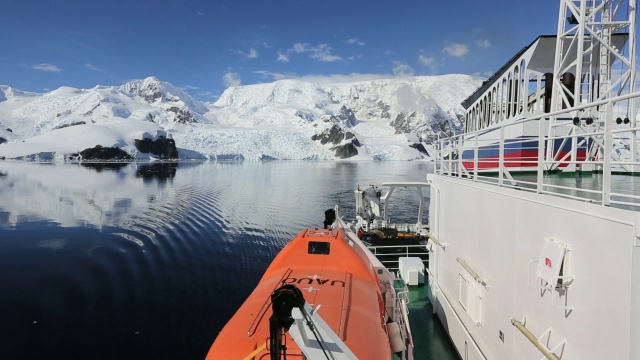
left=603, top=103, right=613, bottom=206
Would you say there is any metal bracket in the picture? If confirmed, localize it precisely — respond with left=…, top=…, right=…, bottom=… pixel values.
left=527, top=260, right=574, bottom=311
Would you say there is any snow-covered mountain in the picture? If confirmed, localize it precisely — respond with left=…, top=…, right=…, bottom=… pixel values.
left=0, top=75, right=483, bottom=161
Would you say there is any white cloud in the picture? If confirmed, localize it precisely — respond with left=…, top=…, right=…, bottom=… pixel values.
left=347, top=38, right=365, bottom=46
left=443, top=43, right=469, bottom=58
left=254, top=70, right=296, bottom=81
left=85, top=63, right=102, bottom=72
left=196, top=11, right=205, bottom=16
left=254, top=71, right=395, bottom=85
left=182, top=85, right=200, bottom=90
left=392, top=61, right=414, bottom=77
left=223, top=70, right=241, bottom=87
left=283, top=43, right=342, bottom=62
left=277, top=51, right=289, bottom=62
left=33, top=63, right=61, bottom=72
left=418, top=54, right=435, bottom=66
left=476, top=39, right=492, bottom=48
left=297, top=73, right=393, bottom=85
left=239, top=48, right=259, bottom=60
left=292, top=43, right=308, bottom=54
left=308, top=44, right=342, bottom=62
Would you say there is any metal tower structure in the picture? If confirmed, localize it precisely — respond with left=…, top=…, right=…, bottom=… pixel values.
left=547, top=0, right=637, bottom=172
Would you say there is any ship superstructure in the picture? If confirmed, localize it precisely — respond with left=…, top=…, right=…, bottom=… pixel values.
left=429, top=1, right=640, bottom=359
left=458, top=0, right=635, bottom=176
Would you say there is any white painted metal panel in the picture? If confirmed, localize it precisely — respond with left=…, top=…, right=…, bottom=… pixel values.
left=429, top=175, right=638, bottom=360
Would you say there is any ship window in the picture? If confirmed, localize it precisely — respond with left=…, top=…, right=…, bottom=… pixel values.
left=479, top=99, right=485, bottom=128
left=520, top=60, right=526, bottom=115
left=502, top=78, right=508, bottom=120
left=527, top=72, right=539, bottom=113
left=308, top=241, right=330, bottom=255
left=512, top=66, right=519, bottom=117
left=496, top=83, right=502, bottom=122
left=490, top=88, right=496, bottom=125
left=507, top=73, right=513, bottom=119
left=485, top=96, right=490, bottom=128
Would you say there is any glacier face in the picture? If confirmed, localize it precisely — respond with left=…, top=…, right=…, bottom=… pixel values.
left=0, top=75, right=484, bottom=161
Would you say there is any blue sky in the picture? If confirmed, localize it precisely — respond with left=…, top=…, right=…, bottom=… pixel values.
left=0, top=0, right=559, bottom=101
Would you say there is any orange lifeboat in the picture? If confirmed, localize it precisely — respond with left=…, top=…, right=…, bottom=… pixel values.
left=206, top=228, right=393, bottom=359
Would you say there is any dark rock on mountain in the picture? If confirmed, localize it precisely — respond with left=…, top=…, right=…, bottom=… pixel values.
left=336, top=105, right=358, bottom=127
left=312, top=125, right=360, bottom=159
left=79, top=145, right=133, bottom=161
left=332, top=142, right=359, bottom=158
left=409, top=143, right=430, bottom=155
left=312, top=125, right=349, bottom=146
left=54, top=121, right=86, bottom=130
left=390, top=112, right=418, bottom=134
left=167, top=107, right=195, bottom=123
left=134, top=136, right=179, bottom=159
left=0, top=137, right=6, bottom=145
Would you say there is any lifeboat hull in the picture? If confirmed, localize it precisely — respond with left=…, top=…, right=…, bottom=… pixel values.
left=206, top=228, right=392, bottom=359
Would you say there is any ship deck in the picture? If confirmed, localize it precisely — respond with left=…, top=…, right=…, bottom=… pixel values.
left=365, top=238, right=459, bottom=359
left=406, top=284, right=460, bottom=360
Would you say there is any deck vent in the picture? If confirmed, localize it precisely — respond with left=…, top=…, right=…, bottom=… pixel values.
left=458, top=273, right=482, bottom=326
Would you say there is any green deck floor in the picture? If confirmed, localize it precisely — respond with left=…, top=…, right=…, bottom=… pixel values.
left=407, top=285, right=460, bottom=360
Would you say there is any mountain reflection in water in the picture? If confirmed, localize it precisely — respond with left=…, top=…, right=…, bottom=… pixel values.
left=0, top=161, right=432, bottom=359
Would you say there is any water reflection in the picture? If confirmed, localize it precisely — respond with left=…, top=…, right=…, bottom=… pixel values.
left=0, top=160, right=433, bottom=359
left=80, top=162, right=130, bottom=171
left=135, top=162, right=178, bottom=183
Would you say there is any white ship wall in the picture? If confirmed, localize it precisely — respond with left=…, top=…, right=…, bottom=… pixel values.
left=428, top=174, right=640, bottom=359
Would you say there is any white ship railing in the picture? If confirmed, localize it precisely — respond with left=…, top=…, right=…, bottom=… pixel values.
left=434, top=91, right=640, bottom=210
left=366, top=244, right=429, bottom=271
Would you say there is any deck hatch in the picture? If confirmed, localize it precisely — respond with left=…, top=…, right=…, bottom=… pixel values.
left=308, top=241, right=330, bottom=255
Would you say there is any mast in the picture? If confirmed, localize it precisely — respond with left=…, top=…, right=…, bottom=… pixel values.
left=547, top=0, right=637, bottom=173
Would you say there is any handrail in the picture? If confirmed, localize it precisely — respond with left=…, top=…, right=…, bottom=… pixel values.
left=433, top=91, right=640, bottom=210
left=510, top=318, right=559, bottom=360
left=456, top=258, right=487, bottom=287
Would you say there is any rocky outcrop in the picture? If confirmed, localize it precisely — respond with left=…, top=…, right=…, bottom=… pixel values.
left=134, top=136, right=179, bottom=159
left=54, top=121, right=86, bottom=130
left=335, top=105, right=358, bottom=127
left=333, top=142, right=359, bottom=158
left=0, top=137, right=6, bottom=145
left=167, top=107, right=195, bottom=123
left=118, top=77, right=207, bottom=124
left=79, top=145, right=133, bottom=161
left=409, top=143, right=430, bottom=156
left=311, top=125, right=360, bottom=159
left=390, top=112, right=418, bottom=134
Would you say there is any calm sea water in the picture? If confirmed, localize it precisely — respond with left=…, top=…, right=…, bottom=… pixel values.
left=0, top=161, right=432, bottom=360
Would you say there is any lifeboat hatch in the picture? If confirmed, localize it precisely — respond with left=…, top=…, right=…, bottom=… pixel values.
left=308, top=241, right=330, bottom=255
left=304, top=229, right=339, bottom=238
